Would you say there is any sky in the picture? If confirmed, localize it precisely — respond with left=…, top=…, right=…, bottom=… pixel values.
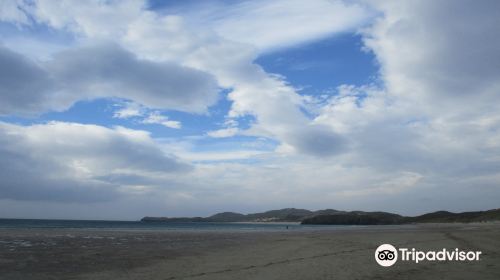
left=0, top=0, right=499, bottom=220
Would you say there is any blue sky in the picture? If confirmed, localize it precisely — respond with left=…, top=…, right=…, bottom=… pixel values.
left=257, top=34, right=378, bottom=91
left=0, top=0, right=499, bottom=219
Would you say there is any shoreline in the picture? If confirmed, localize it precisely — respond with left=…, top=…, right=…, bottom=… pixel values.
left=1, top=223, right=500, bottom=279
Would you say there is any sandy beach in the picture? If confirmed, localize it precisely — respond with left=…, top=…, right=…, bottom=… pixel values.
left=1, top=223, right=499, bottom=280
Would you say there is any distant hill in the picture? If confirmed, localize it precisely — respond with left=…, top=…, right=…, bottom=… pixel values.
left=246, top=208, right=314, bottom=222
left=141, top=208, right=500, bottom=225
left=206, top=212, right=246, bottom=222
left=141, top=208, right=315, bottom=223
left=140, top=216, right=205, bottom=222
left=406, top=209, right=500, bottom=223
left=312, top=209, right=345, bottom=216
left=301, top=209, right=500, bottom=225
left=301, top=211, right=404, bottom=225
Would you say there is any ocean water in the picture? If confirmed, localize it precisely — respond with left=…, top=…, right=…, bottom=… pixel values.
left=0, top=219, right=344, bottom=231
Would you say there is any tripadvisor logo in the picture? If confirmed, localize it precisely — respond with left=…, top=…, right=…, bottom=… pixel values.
left=375, top=244, right=398, bottom=267
left=375, top=244, right=482, bottom=267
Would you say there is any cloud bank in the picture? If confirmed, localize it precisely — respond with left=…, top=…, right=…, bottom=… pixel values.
left=0, top=43, right=219, bottom=115
left=0, top=121, right=190, bottom=202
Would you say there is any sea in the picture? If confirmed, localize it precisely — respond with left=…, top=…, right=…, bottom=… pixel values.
left=0, top=218, right=350, bottom=231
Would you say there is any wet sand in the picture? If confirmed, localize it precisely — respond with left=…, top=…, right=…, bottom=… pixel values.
left=1, top=223, right=499, bottom=280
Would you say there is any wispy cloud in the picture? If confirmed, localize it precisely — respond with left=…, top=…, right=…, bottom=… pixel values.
left=142, top=111, right=181, bottom=129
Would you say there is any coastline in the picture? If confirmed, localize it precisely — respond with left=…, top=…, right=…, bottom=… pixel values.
left=229, top=221, right=301, bottom=225
left=1, top=223, right=499, bottom=279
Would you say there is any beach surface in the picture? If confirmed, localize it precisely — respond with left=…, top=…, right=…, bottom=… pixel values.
left=1, top=223, right=499, bottom=280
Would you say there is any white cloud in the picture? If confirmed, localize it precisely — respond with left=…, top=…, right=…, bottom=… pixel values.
left=112, top=102, right=182, bottom=129
left=142, top=111, right=181, bottom=129
left=113, top=101, right=144, bottom=119
left=207, top=127, right=239, bottom=138
left=27, top=0, right=144, bottom=37
left=190, top=0, right=373, bottom=51
left=361, top=0, right=500, bottom=116
left=180, top=150, right=266, bottom=162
